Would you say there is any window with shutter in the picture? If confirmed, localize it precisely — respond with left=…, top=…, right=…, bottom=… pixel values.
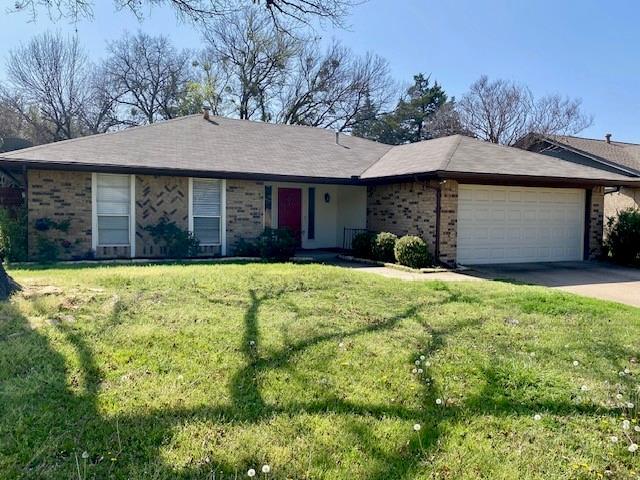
left=96, top=174, right=131, bottom=246
left=192, top=179, right=222, bottom=245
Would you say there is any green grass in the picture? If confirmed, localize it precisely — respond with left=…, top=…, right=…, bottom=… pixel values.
left=1, top=262, right=639, bottom=479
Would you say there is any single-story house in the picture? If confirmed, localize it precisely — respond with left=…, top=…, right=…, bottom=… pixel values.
left=1, top=113, right=638, bottom=265
left=517, top=133, right=640, bottom=223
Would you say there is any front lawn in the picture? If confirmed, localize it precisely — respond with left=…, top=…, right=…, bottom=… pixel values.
left=1, top=263, right=639, bottom=479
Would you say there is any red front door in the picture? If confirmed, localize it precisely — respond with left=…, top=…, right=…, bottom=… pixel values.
left=278, top=187, right=302, bottom=245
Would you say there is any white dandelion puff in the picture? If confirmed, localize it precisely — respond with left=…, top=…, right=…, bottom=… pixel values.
left=624, top=368, right=631, bottom=374
left=533, top=414, right=542, bottom=421
left=629, top=443, right=638, bottom=453
left=412, top=368, right=418, bottom=374
left=610, top=435, right=619, bottom=443
left=418, top=368, right=423, bottom=374
left=627, top=402, right=635, bottom=409
left=247, top=468, right=256, bottom=477
left=581, top=385, right=589, bottom=392
left=262, top=465, right=271, bottom=474
left=573, top=360, right=579, bottom=367
left=435, top=398, right=442, bottom=405
left=616, top=393, right=623, bottom=400
left=413, top=423, right=421, bottom=431
left=420, top=355, right=425, bottom=360
left=415, top=360, right=421, bottom=366
left=623, top=420, right=631, bottom=430
left=81, top=451, right=89, bottom=459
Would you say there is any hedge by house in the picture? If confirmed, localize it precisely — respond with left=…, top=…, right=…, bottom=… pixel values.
left=394, top=235, right=432, bottom=268
left=605, top=208, right=640, bottom=265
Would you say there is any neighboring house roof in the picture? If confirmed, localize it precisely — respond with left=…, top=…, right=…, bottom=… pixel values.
left=1, top=115, right=638, bottom=186
left=519, top=133, right=640, bottom=176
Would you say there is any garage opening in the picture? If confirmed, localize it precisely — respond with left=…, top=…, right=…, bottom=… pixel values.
left=457, top=185, right=585, bottom=265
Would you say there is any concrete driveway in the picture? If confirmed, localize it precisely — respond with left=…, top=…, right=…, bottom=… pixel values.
left=467, top=261, right=640, bottom=308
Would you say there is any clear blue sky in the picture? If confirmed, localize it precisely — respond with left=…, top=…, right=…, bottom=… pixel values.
left=1, top=0, right=638, bottom=142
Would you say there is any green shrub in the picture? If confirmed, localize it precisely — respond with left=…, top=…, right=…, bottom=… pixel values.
left=351, top=231, right=375, bottom=259
left=372, top=232, right=398, bottom=262
left=394, top=235, right=432, bottom=268
left=257, top=228, right=296, bottom=261
left=605, top=208, right=640, bottom=265
left=234, top=238, right=260, bottom=257
left=35, top=235, right=60, bottom=263
left=145, top=218, right=200, bottom=258
left=0, top=207, right=27, bottom=262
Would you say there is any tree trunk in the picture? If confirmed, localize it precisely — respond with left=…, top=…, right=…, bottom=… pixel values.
left=0, top=263, right=20, bottom=300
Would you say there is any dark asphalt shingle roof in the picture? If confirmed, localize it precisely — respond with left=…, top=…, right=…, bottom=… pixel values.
left=536, top=134, right=640, bottom=175
left=1, top=115, right=638, bottom=185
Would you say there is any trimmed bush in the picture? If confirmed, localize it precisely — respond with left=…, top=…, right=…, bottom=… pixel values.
left=351, top=231, right=375, bottom=259
left=145, top=217, right=200, bottom=258
left=605, top=208, right=640, bottom=265
left=257, top=228, right=297, bottom=261
left=372, top=232, right=398, bottom=262
left=0, top=207, right=27, bottom=262
left=394, top=235, right=431, bottom=268
left=234, top=238, right=260, bottom=257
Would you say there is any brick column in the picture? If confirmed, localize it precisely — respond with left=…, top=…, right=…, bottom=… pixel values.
left=437, top=180, right=458, bottom=266
left=586, top=186, right=604, bottom=260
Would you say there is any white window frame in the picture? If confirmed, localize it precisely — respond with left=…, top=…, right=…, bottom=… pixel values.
left=91, top=173, right=136, bottom=256
left=188, top=178, right=227, bottom=255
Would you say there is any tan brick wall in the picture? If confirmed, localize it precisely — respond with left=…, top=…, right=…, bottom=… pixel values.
left=438, top=180, right=458, bottom=265
left=135, top=175, right=189, bottom=257
left=604, top=187, right=640, bottom=224
left=226, top=179, right=264, bottom=254
left=587, top=186, right=605, bottom=259
left=366, top=180, right=458, bottom=264
left=27, top=169, right=92, bottom=260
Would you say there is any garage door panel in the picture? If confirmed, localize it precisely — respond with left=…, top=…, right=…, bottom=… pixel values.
left=457, top=185, right=585, bottom=265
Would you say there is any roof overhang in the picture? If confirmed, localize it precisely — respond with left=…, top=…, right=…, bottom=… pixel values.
left=360, top=170, right=640, bottom=188
left=0, top=157, right=362, bottom=185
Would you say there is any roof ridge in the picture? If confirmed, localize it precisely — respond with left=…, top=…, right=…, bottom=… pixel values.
left=551, top=133, right=640, bottom=147
left=440, top=135, right=463, bottom=170
left=1, top=115, right=199, bottom=158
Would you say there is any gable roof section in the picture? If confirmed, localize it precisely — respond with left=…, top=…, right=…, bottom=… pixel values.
left=524, top=133, right=640, bottom=176
left=1, top=116, right=638, bottom=186
left=0, top=115, right=392, bottom=181
left=361, top=134, right=637, bottom=185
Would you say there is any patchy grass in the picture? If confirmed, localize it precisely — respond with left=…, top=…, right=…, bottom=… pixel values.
left=1, top=262, right=639, bottom=479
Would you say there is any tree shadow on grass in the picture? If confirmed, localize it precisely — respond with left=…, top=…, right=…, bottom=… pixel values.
left=1, top=281, right=632, bottom=479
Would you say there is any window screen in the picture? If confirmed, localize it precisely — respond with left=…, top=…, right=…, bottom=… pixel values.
left=96, top=174, right=130, bottom=245
left=192, top=179, right=222, bottom=244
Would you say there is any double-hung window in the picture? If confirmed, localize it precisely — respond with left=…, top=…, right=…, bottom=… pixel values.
left=95, top=173, right=132, bottom=246
left=191, top=179, right=222, bottom=245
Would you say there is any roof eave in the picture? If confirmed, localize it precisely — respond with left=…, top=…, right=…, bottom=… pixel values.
left=438, top=170, right=640, bottom=188
left=0, top=158, right=363, bottom=185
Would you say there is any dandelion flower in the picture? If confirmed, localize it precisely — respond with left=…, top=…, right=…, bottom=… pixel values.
left=249, top=340, right=256, bottom=346
left=420, top=355, right=425, bottom=361
left=619, top=371, right=626, bottom=377
left=418, top=368, right=423, bottom=374
left=610, top=436, right=619, bottom=443
left=262, top=465, right=271, bottom=474
left=635, top=426, right=640, bottom=433
left=629, top=443, right=638, bottom=453
left=412, top=368, right=418, bottom=374
left=573, top=360, right=579, bottom=367
left=623, top=420, right=631, bottom=430
left=624, top=368, right=631, bottom=374
left=247, top=469, right=256, bottom=477
left=627, top=402, right=635, bottom=409
left=533, top=414, right=542, bottom=421
left=616, top=394, right=623, bottom=400
left=425, top=361, right=431, bottom=367
left=338, top=342, right=344, bottom=348
left=81, top=451, right=89, bottom=459
left=415, top=360, right=421, bottom=366
left=435, top=398, right=442, bottom=405
left=581, top=385, right=589, bottom=392
left=413, top=423, right=421, bottom=431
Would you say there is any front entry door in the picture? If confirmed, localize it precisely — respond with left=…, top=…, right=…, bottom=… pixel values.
left=278, top=187, right=302, bottom=245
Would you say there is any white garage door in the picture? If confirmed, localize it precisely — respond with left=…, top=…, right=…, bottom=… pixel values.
left=457, top=185, right=585, bottom=265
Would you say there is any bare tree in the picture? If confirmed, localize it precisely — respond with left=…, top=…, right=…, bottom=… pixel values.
left=10, top=0, right=358, bottom=28
left=205, top=7, right=300, bottom=120
left=457, top=75, right=592, bottom=145
left=3, top=32, right=90, bottom=141
left=103, top=32, right=193, bottom=124
left=277, top=42, right=393, bottom=131
left=79, top=66, right=121, bottom=134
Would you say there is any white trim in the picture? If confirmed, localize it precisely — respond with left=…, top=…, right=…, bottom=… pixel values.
left=130, top=174, right=136, bottom=258
left=91, top=173, right=97, bottom=251
left=188, top=177, right=225, bottom=251
left=92, top=172, right=135, bottom=255
left=221, top=179, right=227, bottom=256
